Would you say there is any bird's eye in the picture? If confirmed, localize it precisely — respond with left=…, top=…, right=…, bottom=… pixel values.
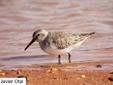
left=37, top=34, right=40, bottom=36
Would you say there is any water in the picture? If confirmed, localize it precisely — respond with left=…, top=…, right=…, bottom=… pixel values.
left=0, top=0, right=113, bottom=70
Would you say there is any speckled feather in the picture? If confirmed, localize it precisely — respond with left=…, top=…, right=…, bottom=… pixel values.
left=25, top=29, right=95, bottom=63
left=41, top=30, right=95, bottom=49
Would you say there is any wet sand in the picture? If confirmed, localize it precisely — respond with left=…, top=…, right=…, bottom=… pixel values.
left=1, top=61, right=113, bottom=85
left=0, top=0, right=113, bottom=70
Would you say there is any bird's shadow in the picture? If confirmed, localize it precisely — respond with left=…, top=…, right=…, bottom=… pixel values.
left=0, top=55, right=57, bottom=61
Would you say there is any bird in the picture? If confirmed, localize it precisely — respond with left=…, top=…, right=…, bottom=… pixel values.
left=25, top=29, right=95, bottom=64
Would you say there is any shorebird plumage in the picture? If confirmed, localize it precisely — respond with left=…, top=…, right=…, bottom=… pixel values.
left=25, top=29, right=95, bottom=64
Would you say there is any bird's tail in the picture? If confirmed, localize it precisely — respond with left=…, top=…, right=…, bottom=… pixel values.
left=80, top=32, right=95, bottom=37
left=89, top=32, right=95, bottom=36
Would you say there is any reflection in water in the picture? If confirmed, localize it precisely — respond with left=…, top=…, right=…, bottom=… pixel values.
left=0, top=0, right=113, bottom=70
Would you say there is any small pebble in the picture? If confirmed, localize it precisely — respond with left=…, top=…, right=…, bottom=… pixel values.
left=17, top=75, right=27, bottom=78
left=51, top=68, right=57, bottom=71
left=81, top=75, right=85, bottom=78
left=79, top=83, right=83, bottom=85
left=17, top=71, right=21, bottom=74
left=17, top=76, right=29, bottom=80
left=102, top=83, right=106, bottom=85
left=0, top=73, right=5, bottom=76
left=6, top=72, right=9, bottom=75
left=108, top=77, right=113, bottom=81
left=84, top=83, right=87, bottom=85
left=96, top=64, right=102, bottom=68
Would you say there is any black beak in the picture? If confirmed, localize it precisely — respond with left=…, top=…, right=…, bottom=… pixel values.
left=24, top=38, right=35, bottom=51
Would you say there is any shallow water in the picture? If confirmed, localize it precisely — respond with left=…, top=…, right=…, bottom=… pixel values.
left=0, top=0, right=113, bottom=70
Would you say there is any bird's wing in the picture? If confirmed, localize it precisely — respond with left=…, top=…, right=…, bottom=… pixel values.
left=48, top=31, right=80, bottom=49
left=48, top=31, right=95, bottom=49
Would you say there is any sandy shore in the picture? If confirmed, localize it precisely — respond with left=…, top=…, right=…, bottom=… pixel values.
left=0, top=61, right=113, bottom=85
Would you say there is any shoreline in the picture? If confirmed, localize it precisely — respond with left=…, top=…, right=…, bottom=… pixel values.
left=0, top=60, right=113, bottom=85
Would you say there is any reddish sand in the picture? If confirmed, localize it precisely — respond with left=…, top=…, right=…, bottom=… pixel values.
left=0, top=61, right=113, bottom=85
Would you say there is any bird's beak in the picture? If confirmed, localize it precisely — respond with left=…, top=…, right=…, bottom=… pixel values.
left=24, top=38, right=35, bottom=51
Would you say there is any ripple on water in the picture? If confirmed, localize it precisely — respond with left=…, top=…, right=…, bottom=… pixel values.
left=0, top=0, right=113, bottom=70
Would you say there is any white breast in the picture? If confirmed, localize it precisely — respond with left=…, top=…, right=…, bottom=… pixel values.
left=39, top=42, right=81, bottom=55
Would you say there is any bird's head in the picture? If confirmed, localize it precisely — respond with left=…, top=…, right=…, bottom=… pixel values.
left=24, top=29, right=48, bottom=51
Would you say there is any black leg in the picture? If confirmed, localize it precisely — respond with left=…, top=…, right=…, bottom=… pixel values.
left=58, top=55, right=61, bottom=64
left=68, top=53, right=71, bottom=63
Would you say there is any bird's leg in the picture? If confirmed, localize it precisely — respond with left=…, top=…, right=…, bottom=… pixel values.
left=58, top=55, right=61, bottom=64
left=68, top=53, right=71, bottom=63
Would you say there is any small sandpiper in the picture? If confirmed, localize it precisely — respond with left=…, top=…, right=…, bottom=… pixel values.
left=25, top=29, right=95, bottom=64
